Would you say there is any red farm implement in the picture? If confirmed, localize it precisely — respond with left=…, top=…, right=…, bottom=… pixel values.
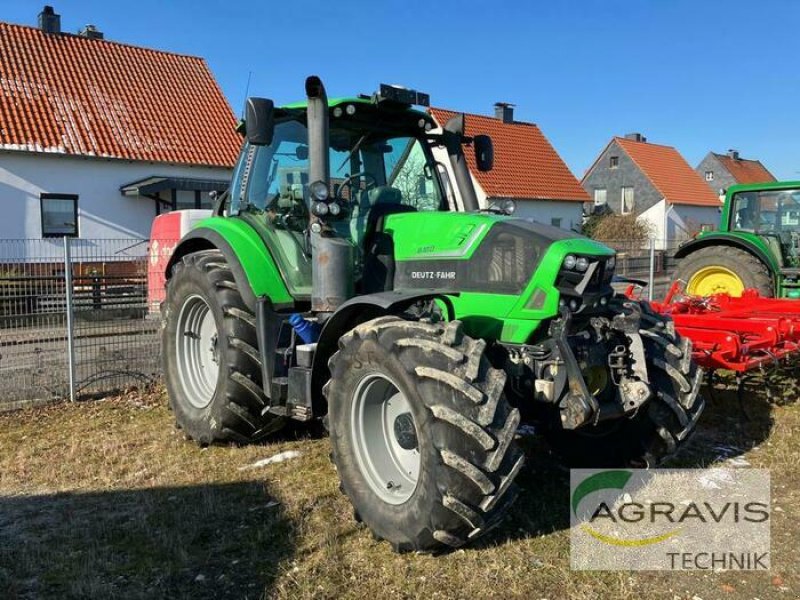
left=627, top=282, right=800, bottom=403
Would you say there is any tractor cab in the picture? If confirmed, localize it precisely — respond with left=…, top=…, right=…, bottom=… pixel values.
left=224, top=93, right=452, bottom=299
left=726, top=185, right=800, bottom=269
left=675, top=181, right=800, bottom=298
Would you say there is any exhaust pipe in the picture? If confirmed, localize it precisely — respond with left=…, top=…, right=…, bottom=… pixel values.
left=305, top=75, right=354, bottom=314
left=305, top=76, right=330, bottom=201
left=442, top=114, right=480, bottom=212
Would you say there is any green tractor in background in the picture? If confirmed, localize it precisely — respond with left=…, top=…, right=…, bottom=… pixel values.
left=162, top=76, right=704, bottom=552
left=674, top=181, right=800, bottom=298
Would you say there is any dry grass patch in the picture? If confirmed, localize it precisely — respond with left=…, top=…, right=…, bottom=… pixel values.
left=0, top=383, right=797, bottom=599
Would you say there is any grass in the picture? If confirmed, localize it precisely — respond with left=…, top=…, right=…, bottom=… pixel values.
left=0, top=382, right=798, bottom=599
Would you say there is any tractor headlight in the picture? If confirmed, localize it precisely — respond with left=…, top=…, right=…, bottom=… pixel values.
left=310, top=180, right=329, bottom=202
left=607, top=254, right=616, bottom=270
left=501, top=199, right=516, bottom=215
left=345, top=104, right=356, bottom=115
left=328, top=202, right=341, bottom=216
left=563, top=254, right=577, bottom=270
left=576, top=257, right=589, bottom=272
left=312, top=201, right=329, bottom=216
left=333, top=107, right=343, bottom=118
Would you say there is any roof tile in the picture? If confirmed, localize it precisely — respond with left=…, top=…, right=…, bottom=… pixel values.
left=713, top=153, right=775, bottom=184
left=0, top=22, right=240, bottom=166
left=613, top=137, right=720, bottom=206
left=429, top=107, right=589, bottom=202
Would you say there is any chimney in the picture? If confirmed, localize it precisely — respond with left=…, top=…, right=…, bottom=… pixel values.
left=727, top=149, right=740, bottom=160
left=38, top=5, right=61, bottom=34
left=625, top=132, right=646, bottom=142
left=494, top=102, right=515, bottom=124
left=79, top=24, right=104, bottom=40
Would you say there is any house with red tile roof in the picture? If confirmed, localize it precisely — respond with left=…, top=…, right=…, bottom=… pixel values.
left=0, top=6, right=241, bottom=241
left=581, top=133, right=721, bottom=247
left=429, top=105, right=589, bottom=231
left=696, top=150, right=776, bottom=193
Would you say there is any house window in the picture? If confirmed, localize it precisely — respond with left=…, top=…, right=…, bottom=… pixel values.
left=551, top=217, right=562, bottom=228
left=594, top=188, right=607, bottom=206
left=621, top=186, right=634, bottom=215
left=705, top=170, right=714, bottom=181
left=40, top=193, right=78, bottom=237
left=610, top=156, right=619, bottom=169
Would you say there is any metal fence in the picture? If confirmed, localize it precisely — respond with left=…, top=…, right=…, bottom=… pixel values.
left=0, top=238, right=175, bottom=410
left=603, top=238, right=684, bottom=301
left=0, top=236, right=683, bottom=411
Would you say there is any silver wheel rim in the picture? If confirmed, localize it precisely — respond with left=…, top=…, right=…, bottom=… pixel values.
left=175, top=294, right=220, bottom=409
left=351, top=373, right=420, bottom=505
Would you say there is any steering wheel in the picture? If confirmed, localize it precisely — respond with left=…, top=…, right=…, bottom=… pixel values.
left=336, top=172, right=378, bottom=202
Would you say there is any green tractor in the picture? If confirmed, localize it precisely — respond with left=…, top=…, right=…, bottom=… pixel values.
left=162, top=76, right=704, bottom=552
left=674, top=181, right=800, bottom=298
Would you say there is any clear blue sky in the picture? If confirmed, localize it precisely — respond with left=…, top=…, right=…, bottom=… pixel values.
left=7, top=0, right=800, bottom=179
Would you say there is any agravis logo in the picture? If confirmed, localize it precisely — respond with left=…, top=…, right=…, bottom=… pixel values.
left=570, top=469, right=771, bottom=571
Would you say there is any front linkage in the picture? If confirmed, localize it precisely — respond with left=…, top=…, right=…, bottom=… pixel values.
left=502, top=298, right=705, bottom=466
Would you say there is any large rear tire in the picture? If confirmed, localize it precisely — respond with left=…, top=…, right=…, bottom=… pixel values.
left=675, top=246, right=772, bottom=297
left=162, top=249, right=284, bottom=444
left=325, top=317, right=524, bottom=552
left=544, top=307, right=705, bottom=467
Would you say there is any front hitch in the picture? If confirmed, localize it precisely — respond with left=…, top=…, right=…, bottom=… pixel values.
left=548, top=304, right=653, bottom=430
left=548, top=308, right=598, bottom=429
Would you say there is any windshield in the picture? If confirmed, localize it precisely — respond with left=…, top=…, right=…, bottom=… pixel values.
left=231, top=119, right=444, bottom=229
left=732, top=188, right=800, bottom=234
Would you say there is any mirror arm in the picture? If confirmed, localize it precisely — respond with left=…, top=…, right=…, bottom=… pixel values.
left=442, top=114, right=480, bottom=212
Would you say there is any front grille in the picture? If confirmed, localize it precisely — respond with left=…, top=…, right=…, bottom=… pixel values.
left=395, top=223, right=548, bottom=294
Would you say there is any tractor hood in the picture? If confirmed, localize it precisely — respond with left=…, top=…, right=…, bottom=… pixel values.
left=385, top=212, right=615, bottom=296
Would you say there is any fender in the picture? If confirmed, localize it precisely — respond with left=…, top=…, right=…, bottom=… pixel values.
left=309, top=291, right=457, bottom=415
left=674, top=234, right=778, bottom=272
left=165, top=220, right=295, bottom=310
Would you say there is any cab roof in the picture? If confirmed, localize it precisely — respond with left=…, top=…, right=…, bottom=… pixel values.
left=280, top=96, right=432, bottom=121
left=728, top=180, right=800, bottom=195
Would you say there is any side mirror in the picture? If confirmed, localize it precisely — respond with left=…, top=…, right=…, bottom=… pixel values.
left=245, top=97, right=275, bottom=146
left=474, top=134, right=494, bottom=172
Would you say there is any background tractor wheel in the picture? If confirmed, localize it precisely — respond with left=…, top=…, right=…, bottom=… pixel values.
left=325, top=317, right=524, bottom=553
left=544, top=308, right=705, bottom=467
left=162, top=249, right=284, bottom=445
left=674, top=246, right=772, bottom=297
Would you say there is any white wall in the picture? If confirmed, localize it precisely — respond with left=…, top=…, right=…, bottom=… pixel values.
left=670, top=205, right=721, bottom=241
left=0, top=151, right=232, bottom=241
left=511, top=200, right=583, bottom=231
left=638, top=200, right=667, bottom=247
left=636, top=199, right=722, bottom=249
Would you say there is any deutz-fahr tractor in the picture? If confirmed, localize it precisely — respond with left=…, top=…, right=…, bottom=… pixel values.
left=675, top=181, right=800, bottom=298
left=162, top=76, right=704, bottom=552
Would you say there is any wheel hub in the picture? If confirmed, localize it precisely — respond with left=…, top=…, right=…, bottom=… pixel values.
left=687, top=266, right=745, bottom=297
left=351, top=373, right=420, bottom=505
left=393, top=413, right=418, bottom=451
left=175, top=295, right=220, bottom=409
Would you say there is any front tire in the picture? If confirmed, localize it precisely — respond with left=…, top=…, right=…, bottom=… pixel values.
left=162, top=250, right=284, bottom=444
left=325, top=317, right=524, bottom=552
